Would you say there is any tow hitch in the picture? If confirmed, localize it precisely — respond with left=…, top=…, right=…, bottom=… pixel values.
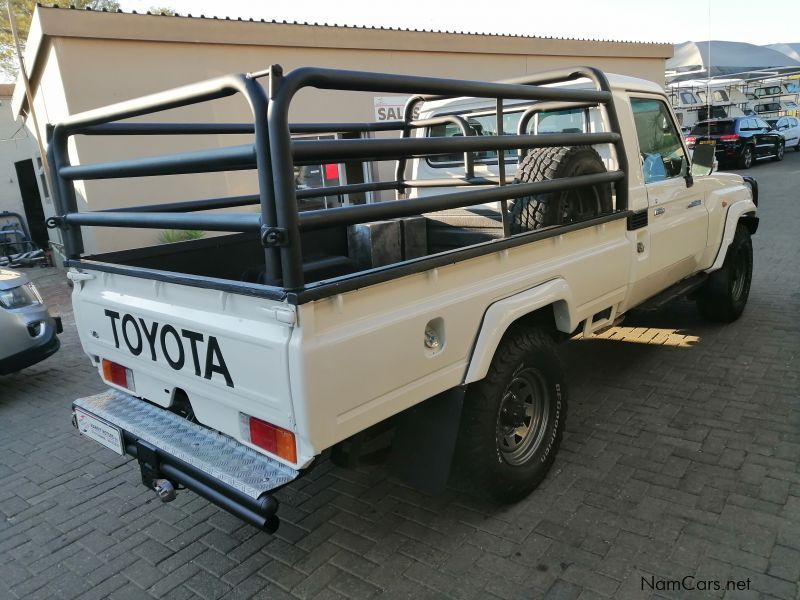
left=72, top=390, right=298, bottom=534
left=135, top=440, right=177, bottom=503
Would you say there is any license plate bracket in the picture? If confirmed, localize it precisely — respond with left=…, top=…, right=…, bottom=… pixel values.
left=74, top=408, right=124, bottom=455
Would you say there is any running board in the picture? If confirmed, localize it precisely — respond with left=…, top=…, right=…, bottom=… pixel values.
left=72, top=390, right=299, bottom=532
left=634, top=273, right=708, bottom=312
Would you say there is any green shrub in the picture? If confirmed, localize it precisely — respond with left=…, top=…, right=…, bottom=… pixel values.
left=158, top=229, right=206, bottom=244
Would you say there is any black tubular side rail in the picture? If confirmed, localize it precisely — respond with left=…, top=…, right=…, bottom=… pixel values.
left=48, top=64, right=629, bottom=298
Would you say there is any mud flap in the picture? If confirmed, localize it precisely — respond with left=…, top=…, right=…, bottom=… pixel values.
left=388, top=386, right=465, bottom=495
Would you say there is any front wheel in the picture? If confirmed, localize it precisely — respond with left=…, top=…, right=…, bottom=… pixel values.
left=454, top=327, right=567, bottom=503
left=696, top=224, right=753, bottom=322
left=773, top=141, right=785, bottom=161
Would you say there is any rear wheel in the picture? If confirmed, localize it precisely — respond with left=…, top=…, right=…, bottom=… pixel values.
left=773, top=141, right=785, bottom=161
left=696, top=224, right=753, bottom=323
left=510, top=146, right=612, bottom=233
left=738, top=145, right=753, bottom=169
left=454, top=327, right=567, bottom=503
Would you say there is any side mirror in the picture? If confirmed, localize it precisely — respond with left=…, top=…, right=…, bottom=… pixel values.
left=691, top=143, right=715, bottom=178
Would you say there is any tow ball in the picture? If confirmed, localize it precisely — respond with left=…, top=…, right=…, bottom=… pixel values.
left=135, top=439, right=177, bottom=503
left=153, top=479, right=177, bottom=503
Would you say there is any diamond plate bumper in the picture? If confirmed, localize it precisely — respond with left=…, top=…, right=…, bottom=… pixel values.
left=72, top=389, right=300, bottom=531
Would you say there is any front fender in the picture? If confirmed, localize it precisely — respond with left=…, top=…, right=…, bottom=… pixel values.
left=707, top=196, right=758, bottom=273
left=463, top=279, right=574, bottom=384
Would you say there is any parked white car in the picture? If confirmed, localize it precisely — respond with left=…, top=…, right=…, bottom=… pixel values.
left=767, top=116, right=800, bottom=151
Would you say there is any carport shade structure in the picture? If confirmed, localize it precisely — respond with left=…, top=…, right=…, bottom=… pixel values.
left=766, top=43, right=800, bottom=62
left=667, top=40, right=800, bottom=81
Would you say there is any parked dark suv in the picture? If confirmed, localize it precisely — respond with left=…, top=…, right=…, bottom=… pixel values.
left=685, top=117, right=784, bottom=169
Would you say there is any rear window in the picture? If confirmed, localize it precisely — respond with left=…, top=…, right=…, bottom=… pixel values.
left=690, top=121, right=734, bottom=136
left=536, top=108, right=586, bottom=134
left=427, top=111, right=522, bottom=165
left=426, top=107, right=586, bottom=166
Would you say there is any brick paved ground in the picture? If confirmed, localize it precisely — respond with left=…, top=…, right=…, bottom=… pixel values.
left=1, top=153, right=798, bottom=600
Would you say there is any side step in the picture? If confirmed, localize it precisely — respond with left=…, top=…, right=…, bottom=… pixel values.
left=634, top=273, right=708, bottom=312
left=73, top=390, right=300, bottom=532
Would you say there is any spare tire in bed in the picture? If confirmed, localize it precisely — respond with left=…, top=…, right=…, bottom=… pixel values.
left=509, top=146, right=613, bottom=233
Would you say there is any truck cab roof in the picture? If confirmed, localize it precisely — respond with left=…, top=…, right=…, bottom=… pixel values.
left=419, top=73, right=664, bottom=116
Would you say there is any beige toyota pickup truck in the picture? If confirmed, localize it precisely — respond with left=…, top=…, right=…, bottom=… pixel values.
left=50, top=65, right=757, bottom=532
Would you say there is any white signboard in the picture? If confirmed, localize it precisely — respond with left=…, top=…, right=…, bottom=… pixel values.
left=374, top=96, right=421, bottom=121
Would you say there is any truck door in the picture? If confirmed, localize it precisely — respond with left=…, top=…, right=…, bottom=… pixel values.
left=631, top=97, right=708, bottom=289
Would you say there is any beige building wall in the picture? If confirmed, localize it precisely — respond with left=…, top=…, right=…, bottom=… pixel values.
left=15, top=7, right=672, bottom=254
left=0, top=84, right=41, bottom=230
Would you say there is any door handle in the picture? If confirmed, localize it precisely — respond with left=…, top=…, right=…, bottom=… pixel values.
left=687, top=199, right=702, bottom=209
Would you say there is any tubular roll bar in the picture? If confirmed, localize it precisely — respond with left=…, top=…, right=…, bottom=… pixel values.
left=48, top=64, right=628, bottom=293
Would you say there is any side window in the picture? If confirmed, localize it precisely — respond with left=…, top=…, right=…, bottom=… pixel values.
left=631, top=98, right=687, bottom=184
left=756, top=118, right=769, bottom=129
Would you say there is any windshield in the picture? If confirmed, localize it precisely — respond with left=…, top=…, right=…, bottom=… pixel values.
left=690, top=121, right=734, bottom=136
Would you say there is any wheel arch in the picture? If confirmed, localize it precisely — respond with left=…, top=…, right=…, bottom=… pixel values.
left=707, top=196, right=758, bottom=273
left=463, top=279, right=575, bottom=384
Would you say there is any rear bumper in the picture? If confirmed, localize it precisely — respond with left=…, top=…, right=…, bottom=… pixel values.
left=72, top=390, right=300, bottom=532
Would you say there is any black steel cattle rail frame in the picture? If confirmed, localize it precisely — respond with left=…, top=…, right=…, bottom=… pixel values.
left=47, top=65, right=630, bottom=300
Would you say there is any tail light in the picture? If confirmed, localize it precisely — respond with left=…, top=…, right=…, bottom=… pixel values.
left=719, top=134, right=740, bottom=141
left=685, top=136, right=696, bottom=144
left=324, top=163, right=339, bottom=181
left=102, top=359, right=135, bottom=391
left=245, top=415, right=297, bottom=463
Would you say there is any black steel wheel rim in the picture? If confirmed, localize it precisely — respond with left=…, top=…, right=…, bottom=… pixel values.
left=497, top=366, right=550, bottom=466
left=731, top=244, right=748, bottom=301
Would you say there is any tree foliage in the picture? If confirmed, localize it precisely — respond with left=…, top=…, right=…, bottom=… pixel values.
left=0, top=0, right=120, bottom=78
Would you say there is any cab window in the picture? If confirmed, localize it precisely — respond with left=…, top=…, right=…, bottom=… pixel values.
left=631, top=98, right=687, bottom=184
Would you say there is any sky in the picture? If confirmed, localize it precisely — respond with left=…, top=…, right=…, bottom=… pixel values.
left=118, top=0, right=799, bottom=46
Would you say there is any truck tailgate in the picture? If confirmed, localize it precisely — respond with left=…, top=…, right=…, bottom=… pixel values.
left=69, top=268, right=304, bottom=465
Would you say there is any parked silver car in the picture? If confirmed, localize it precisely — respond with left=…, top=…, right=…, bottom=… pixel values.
left=0, top=268, right=61, bottom=375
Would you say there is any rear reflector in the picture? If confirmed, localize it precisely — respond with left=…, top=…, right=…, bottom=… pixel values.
left=248, top=416, right=297, bottom=463
left=102, top=359, right=135, bottom=392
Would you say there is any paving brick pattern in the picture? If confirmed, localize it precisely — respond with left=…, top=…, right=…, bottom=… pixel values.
left=1, top=154, right=798, bottom=599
